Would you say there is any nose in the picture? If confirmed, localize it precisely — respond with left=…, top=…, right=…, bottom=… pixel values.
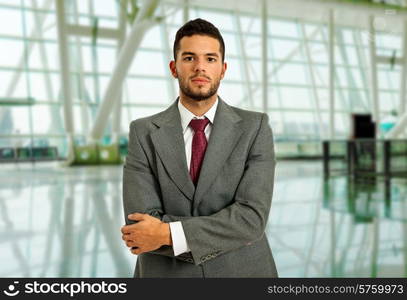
left=193, top=57, right=206, bottom=73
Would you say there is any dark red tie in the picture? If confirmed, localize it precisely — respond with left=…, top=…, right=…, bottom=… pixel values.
left=189, top=118, right=210, bottom=185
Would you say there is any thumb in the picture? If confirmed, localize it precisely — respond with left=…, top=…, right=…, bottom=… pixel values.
left=128, top=213, right=145, bottom=221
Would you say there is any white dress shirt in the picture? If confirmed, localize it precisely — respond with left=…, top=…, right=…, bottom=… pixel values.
left=169, top=97, right=218, bottom=256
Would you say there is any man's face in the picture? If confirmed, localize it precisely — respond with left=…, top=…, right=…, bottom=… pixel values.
left=170, top=35, right=227, bottom=101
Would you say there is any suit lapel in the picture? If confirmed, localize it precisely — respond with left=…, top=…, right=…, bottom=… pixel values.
left=193, top=98, right=243, bottom=209
left=150, top=100, right=195, bottom=201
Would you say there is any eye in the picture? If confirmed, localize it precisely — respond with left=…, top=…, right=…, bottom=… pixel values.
left=208, top=57, right=217, bottom=62
left=183, top=56, right=193, bottom=61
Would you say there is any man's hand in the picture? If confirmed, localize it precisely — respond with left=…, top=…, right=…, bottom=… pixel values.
left=121, top=213, right=172, bottom=255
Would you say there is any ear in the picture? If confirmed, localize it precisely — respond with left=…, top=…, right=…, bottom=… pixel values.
left=220, top=61, right=227, bottom=80
left=169, top=60, right=178, bottom=78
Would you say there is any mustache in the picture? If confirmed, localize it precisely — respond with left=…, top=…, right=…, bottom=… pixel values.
left=190, top=74, right=211, bottom=80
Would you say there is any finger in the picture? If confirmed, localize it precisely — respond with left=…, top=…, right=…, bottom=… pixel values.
left=121, top=224, right=138, bottom=234
left=131, top=247, right=143, bottom=255
left=123, top=234, right=139, bottom=245
left=122, top=234, right=131, bottom=241
left=128, top=213, right=145, bottom=221
left=125, top=240, right=135, bottom=248
left=121, top=226, right=131, bottom=234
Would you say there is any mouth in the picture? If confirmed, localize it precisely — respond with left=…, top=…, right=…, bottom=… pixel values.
left=191, top=77, right=210, bottom=84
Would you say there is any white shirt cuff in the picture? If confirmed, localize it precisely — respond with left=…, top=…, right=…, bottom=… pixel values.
left=169, top=221, right=190, bottom=256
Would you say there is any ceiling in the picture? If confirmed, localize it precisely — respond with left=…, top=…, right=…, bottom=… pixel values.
left=165, top=0, right=407, bottom=33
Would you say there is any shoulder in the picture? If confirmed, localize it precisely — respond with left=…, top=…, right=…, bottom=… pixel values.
left=229, top=104, right=265, bottom=119
left=225, top=103, right=269, bottom=129
left=129, top=115, right=154, bottom=130
left=129, top=109, right=168, bottom=134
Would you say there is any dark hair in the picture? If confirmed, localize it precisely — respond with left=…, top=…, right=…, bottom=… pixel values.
left=173, top=18, right=225, bottom=62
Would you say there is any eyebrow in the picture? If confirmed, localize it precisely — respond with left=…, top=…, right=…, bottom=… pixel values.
left=181, top=51, right=219, bottom=57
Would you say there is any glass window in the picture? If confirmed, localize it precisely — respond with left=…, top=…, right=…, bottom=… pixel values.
left=124, top=77, right=169, bottom=103
left=0, top=8, right=23, bottom=36
left=130, top=50, right=167, bottom=77
left=279, top=87, right=313, bottom=109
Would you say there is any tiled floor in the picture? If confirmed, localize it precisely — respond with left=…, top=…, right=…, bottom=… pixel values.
left=0, top=160, right=406, bottom=277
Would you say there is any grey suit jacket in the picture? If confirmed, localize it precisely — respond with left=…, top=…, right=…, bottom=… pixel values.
left=122, top=97, right=278, bottom=278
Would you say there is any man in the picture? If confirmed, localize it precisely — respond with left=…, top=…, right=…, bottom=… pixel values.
left=121, top=18, right=278, bottom=278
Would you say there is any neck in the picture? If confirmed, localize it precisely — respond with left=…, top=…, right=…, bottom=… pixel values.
left=179, top=93, right=217, bottom=117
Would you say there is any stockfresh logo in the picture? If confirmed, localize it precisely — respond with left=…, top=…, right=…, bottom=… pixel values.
left=2, top=281, right=127, bottom=297
left=3, top=281, right=20, bottom=297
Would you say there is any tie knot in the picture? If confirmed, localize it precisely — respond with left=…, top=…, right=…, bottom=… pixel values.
left=189, top=117, right=210, bottom=132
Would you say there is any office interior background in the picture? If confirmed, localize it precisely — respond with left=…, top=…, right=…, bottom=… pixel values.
left=1, top=0, right=407, bottom=277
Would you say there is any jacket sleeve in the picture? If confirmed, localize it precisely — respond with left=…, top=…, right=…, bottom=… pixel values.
left=162, top=113, right=276, bottom=265
left=122, top=120, right=194, bottom=263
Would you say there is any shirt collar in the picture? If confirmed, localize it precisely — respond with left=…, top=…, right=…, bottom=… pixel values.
left=178, top=97, right=218, bottom=133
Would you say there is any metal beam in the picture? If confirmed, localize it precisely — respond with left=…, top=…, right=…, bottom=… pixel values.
left=0, top=97, right=35, bottom=105
left=32, top=0, right=64, bottom=136
left=66, top=24, right=121, bottom=40
left=353, top=30, right=372, bottom=112
left=269, top=27, right=322, bottom=77
left=300, top=22, right=324, bottom=139
left=336, top=30, right=357, bottom=113
left=0, top=0, right=53, bottom=126
left=159, top=7, right=176, bottom=102
left=376, top=55, right=403, bottom=65
left=90, top=0, right=161, bottom=141
left=4, top=0, right=53, bottom=99
left=55, top=0, right=75, bottom=162
left=235, top=13, right=254, bottom=109
left=368, top=15, right=380, bottom=136
left=32, top=0, right=55, bottom=102
left=261, top=0, right=268, bottom=113
left=239, top=26, right=322, bottom=108
left=320, top=23, right=353, bottom=134
left=266, top=21, right=289, bottom=138
left=400, top=19, right=407, bottom=115
left=183, top=0, right=189, bottom=23
left=111, top=0, right=128, bottom=144
left=72, top=0, right=90, bottom=136
left=328, top=9, right=335, bottom=139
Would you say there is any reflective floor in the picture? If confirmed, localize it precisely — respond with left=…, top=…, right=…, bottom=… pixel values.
left=0, top=160, right=406, bottom=277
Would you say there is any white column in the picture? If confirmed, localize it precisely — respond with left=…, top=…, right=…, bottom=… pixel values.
left=183, top=0, right=189, bottom=24
left=328, top=9, right=335, bottom=140
left=90, top=0, right=161, bottom=141
left=300, top=23, right=324, bottom=139
left=399, top=20, right=407, bottom=115
left=235, top=13, right=254, bottom=108
left=159, top=6, right=176, bottom=101
left=368, top=15, right=380, bottom=137
left=261, top=0, right=268, bottom=114
left=72, top=0, right=89, bottom=136
left=56, top=0, right=75, bottom=161
left=111, top=0, right=128, bottom=144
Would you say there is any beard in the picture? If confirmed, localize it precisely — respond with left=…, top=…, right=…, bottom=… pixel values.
left=178, top=75, right=221, bottom=101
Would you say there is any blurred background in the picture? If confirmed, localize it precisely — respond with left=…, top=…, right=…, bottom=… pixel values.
left=0, top=0, right=407, bottom=277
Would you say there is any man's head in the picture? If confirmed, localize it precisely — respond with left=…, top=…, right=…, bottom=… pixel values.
left=170, top=19, right=227, bottom=101
left=173, top=18, right=225, bottom=63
